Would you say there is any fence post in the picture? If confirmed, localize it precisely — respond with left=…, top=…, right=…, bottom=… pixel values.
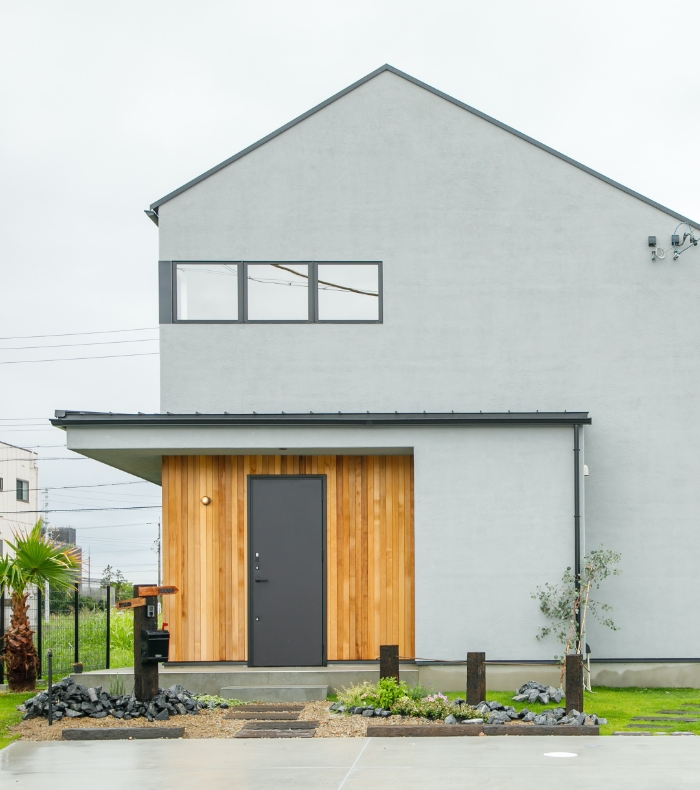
left=106, top=584, right=111, bottom=670
left=0, top=589, right=4, bottom=684
left=565, top=653, right=584, bottom=714
left=467, top=652, right=486, bottom=705
left=37, top=586, right=42, bottom=679
left=73, top=582, right=79, bottom=666
left=47, top=650, right=53, bottom=725
left=379, top=645, right=400, bottom=682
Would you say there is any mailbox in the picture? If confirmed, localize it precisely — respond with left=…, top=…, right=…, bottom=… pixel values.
left=140, top=629, right=170, bottom=665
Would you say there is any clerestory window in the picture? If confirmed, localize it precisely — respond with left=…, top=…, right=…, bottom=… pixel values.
left=173, top=262, right=382, bottom=323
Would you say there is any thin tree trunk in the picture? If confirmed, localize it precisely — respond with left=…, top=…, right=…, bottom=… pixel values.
left=3, top=591, right=38, bottom=692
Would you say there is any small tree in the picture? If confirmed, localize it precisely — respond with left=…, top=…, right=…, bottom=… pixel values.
left=0, top=520, right=80, bottom=691
left=532, top=546, right=621, bottom=685
left=100, top=565, right=131, bottom=602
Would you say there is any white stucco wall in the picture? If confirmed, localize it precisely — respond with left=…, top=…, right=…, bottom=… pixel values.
left=139, top=69, right=700, bottom=660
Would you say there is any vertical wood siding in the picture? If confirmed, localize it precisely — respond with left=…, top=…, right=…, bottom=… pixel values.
left=161, top=454, right=414, bottom=662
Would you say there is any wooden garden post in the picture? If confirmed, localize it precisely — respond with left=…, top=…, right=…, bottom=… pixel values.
left=565, top=653, right=584, bottom=714
left=466, top=652, right=486, bottom=705
left=380, top=645, right=400, bottom=682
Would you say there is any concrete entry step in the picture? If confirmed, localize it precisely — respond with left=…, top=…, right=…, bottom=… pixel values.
left=221, top=685, right=329, bottom=702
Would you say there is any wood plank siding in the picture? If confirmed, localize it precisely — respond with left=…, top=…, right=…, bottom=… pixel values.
left=161, top=455, right=414, bottom=662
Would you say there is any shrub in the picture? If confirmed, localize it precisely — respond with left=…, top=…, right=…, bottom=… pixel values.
left=337, top=680, right=481, bottom=720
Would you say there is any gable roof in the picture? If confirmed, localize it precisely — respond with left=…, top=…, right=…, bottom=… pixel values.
left=147, top=64, right=698, bottom=227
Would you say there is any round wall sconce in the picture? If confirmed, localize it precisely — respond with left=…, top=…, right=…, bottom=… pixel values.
left=201, top=496, right=211, bottom=505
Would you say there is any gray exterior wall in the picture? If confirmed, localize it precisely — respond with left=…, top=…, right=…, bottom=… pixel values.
left=150, top=70, right=700, bottom=660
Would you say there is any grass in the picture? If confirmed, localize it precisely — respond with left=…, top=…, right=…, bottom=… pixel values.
left=328, top=684, right=700, bottom=735
left=442, top=687, right=700, bottom=735
left=0, top=693, right=33, bottom=750
left=40, top=609, right=134, bottom=677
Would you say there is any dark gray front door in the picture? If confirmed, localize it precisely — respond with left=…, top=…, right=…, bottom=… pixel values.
left=248, top=476, right=325, bottom=667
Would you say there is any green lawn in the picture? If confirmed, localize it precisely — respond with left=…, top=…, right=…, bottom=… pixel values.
left=443, top=687, right=700, bottom=734
left=0, top=693, right=33, bottom=750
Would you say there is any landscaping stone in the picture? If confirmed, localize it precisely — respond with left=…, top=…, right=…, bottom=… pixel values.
left=361, top=709, right=374, bottom=717
left=17, top=676, right=219, bottom=723
left=514, top=681, right=565, bottom=704
left=444, top=715, right=457, bottom=725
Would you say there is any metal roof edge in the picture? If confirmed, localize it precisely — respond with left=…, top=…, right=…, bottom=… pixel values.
left=148, top=64, right=699, bottom=227
left=51, top=411, right=592, bottom=427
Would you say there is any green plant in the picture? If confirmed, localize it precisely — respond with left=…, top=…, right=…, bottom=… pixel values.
left=109, top=675, right=125, bottom=696
left=195, top=694, right=243, bottom=706
left=391, top=693, right=481, bottom=720
left=532, top=545, right=621, bottom=682
left=0, top=521, right=80, bottom=691
left=376, top=677, right=410, bottom=708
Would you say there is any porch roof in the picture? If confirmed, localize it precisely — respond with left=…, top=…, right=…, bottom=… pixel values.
left=52, top=411, right=591, bottom=427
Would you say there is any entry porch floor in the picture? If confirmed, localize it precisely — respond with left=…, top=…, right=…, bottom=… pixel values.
left=70, top=662, right=420, bottom=700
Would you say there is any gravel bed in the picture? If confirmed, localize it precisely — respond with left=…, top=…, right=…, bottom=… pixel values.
left=13, top=702, right=546, bottom=741
left=13, top=707, right=246, bottom=741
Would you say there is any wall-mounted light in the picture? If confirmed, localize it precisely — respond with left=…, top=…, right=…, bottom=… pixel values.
left=583, top=465, right=590, bottom=476
left=201, top=496, right=211, bottom=505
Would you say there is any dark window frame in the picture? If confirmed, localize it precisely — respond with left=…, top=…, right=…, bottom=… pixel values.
left=16, top=479, right=29, bottom=503
left=171, top=261, right=382, bottom=324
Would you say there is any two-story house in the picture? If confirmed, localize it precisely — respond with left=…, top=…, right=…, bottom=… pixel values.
left=53, top=65, right=700, bottom=688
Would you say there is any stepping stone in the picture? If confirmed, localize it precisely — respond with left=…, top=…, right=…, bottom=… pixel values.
left=225, top=710, right=300, bottom=720
left=613, top=732, right=652, bottom=736
left=233, top=702, right=304, bottom=713
left=631, top=716, right=698, bottom=722
left=656, top=710, right=696, bottom=715
left=244, top=721, right=318, bottom=730
left=235, top=729, right=315, bottom=738
left=626, top=724, right=677, bottom=729
left=62, top=728, right=184, bottom=741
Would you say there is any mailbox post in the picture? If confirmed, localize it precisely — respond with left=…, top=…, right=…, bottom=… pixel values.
left=133, top=584, right=159, bottom=701
left=119, top=584, right=178, bottom=702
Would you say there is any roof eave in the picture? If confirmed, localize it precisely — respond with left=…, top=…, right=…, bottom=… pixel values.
left=51, top=411, right=592, bottom=427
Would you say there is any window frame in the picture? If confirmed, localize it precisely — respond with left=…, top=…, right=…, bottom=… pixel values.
left=172, top=261, right=382, bottom=324
left=16, top=479, right=29, bottom=503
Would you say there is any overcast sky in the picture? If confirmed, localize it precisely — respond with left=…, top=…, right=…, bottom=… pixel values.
left=1, top=0, right=699, bottom=581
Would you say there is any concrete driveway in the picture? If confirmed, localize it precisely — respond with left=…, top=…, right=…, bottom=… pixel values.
left=2, top=736, right=699, bottom=789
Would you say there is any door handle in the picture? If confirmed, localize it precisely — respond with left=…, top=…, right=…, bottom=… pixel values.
left=254, top=578, right=268, bottom=583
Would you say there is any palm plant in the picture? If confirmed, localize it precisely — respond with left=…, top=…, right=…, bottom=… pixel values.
left=0, top=520, right=80, bottom=691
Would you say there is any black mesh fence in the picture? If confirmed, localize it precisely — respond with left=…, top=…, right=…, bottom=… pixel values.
left=0, top=583, right=133, bottom=681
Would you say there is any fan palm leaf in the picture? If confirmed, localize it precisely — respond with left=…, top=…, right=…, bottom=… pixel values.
left=0, top=520, right=81, bottom=691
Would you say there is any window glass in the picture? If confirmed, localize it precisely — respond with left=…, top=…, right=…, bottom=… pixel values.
left=317, top=264, right=380, bottom=321
left=247, top=264, right=309, bottom=321
left=176, top=263, right=238, bottom=320
left=16, top=479, right=29, bottom=503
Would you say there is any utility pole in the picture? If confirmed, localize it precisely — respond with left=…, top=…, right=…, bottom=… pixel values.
left=157, top=520, right=161, bottom=586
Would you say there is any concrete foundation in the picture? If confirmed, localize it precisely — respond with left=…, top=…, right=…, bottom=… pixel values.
left=69, top=661, right=700, bottom=699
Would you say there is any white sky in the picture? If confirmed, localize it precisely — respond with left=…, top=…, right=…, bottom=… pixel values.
left=1, top=0, right=699, bottom=581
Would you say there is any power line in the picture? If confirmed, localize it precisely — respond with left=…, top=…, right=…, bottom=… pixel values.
left=55, top=521, right=160, bottom=530
left=0, top=457, right=88, bottom=462
left=0, top=327, right=159, bottom=341
left=0, top=352, right=159, bottom=365
left=0, top=505, right=161, bottom=513
left=0, top=338, right=158, bottom=351
left=29, top=481, right=153, bottom=492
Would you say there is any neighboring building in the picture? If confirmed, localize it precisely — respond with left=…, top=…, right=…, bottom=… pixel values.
left=0, top=440, right=39, bottom=556
left=53, top=66, right=700, bottom=684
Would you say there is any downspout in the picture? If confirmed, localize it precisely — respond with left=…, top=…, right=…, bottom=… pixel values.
left=573, top=423, right=582, bottom=641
